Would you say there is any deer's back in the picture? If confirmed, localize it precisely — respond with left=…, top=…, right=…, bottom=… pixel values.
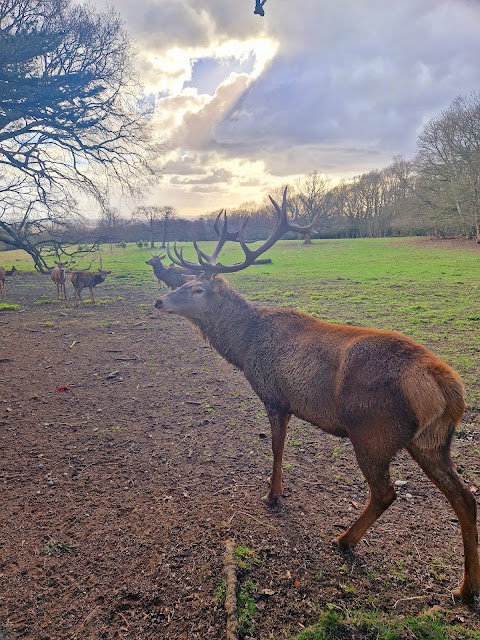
left=70, top=271, right=92, bottom=287
left=243, top=309, right=463, bottom=436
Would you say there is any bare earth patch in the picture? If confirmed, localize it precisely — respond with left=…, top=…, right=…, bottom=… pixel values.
left=0, top=273, right=479, bottom=639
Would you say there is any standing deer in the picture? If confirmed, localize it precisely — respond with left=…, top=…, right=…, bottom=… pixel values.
left=146, top=254, right=195, bottom=290
left=0, top=265, right=17, bottom=297
left=70, top=269, right=111, bottom=307
left=51, top=262, right=68, bottom=300
left=154, top=188, right=480, bottom=603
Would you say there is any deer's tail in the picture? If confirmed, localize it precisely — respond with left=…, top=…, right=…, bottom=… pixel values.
left=404, top=363, right=465, bottom=450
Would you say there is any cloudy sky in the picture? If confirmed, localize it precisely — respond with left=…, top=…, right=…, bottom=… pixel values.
left=97, top=0, right=480, bottom=216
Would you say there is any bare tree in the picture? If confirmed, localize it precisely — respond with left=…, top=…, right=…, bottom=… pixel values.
left=295, top=171, right=330, bottom=243
left=159, top=206, right=177, bottom=248
left=0, top=0, right=160, bottom=269
left=97, top=206, right=123, bottom=251
left=134, top=206, right=161, bottom=249
left=416, top=92, right=480, bottom=242
left=132, top=205, right=178, bottom=249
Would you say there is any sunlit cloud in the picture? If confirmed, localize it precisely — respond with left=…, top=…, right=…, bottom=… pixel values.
left=86, top=0, right=480, bottom=216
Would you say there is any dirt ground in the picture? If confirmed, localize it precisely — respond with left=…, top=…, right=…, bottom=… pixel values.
left=1, top=271, right=479, bottom=639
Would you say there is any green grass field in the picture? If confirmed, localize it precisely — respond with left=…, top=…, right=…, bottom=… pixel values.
left=3, top=237, right=479, bottom=406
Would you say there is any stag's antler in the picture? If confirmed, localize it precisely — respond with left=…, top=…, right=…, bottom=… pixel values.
left=167, top=187, right=319, bottom=274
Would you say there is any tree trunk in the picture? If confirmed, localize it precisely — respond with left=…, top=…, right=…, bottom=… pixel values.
left=162, top=221, right=168, bottom=248
left=150, top=220, right=155, bottom=248
left=302, top=232, right=312, bottom=245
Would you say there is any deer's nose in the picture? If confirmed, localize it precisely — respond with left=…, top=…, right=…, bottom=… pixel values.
left=154, top=299, right=163, bottom=309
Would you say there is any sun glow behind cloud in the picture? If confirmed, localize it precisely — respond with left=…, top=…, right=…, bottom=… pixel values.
left=137, top=37, right=279, bottom=214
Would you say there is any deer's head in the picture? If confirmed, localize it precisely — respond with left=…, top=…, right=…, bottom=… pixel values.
left=155, top=273, right=231, bottom=319
left=146, top=254, right=166, bottom=267
left=154, top=187, right=318, bottom=320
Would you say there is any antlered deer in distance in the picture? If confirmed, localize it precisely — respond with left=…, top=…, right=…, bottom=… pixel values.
left=0, top=265, right=17, bottom=297
left=146, top=254, right=196, bottom=290
left=155, top=188, right=480, bottom=603
left=51, top=262, right=68, bottom=300
left=70, top=269, right=111, bottom=307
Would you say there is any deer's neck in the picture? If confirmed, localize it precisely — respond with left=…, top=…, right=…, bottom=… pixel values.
left=193, top=289, right=259, bottom=370
left=153, top=265, right=165, bottom=278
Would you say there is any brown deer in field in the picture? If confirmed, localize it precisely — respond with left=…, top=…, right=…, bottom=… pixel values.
left=146, top=254, right=196, bottom=290
left=70, top=269, right=111, bottom=307
left=51, top=262, right=68, bottom=300
left=0, top=265, right=17, bottom=297
left=154, top=188, right=480, bottom=603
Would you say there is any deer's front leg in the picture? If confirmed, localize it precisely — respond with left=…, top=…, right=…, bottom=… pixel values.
left=263, top=407, right=290, bottom=506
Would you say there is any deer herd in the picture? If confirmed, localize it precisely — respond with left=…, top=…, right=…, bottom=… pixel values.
left=1, top=255, right=187, bottom=304
left=1, top=189, right=478, bottom=604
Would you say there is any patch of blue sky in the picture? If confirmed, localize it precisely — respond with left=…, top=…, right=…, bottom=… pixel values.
left=183, top=54, right=255, bottom=95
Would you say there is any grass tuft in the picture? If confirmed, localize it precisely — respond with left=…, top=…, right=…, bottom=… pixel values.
left=291, top=608, right=480, bottom=640
left=0, top=303, right=20, bottom=311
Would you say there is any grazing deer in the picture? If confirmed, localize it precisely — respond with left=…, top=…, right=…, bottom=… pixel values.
left=0, top=265, right=17, bottom=297
left=146, top=254, right=195, bottom=290
left=70, top=269, right=111, bottom=307
left=51, top=262, right=68, bottom=300
left=154, top=188, right=480, bottom=603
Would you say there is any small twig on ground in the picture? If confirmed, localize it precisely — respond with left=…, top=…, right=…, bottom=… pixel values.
left=117, top=612, right=129, bottom=628
left=69, top=340, right=77, bottom=348
left=224, top=538, right=238, bottom=640
left=393, top=594, right=428, bottom=609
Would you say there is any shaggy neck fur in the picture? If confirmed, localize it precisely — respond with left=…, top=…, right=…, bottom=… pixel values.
left=192, top=278, right=261, bottom=370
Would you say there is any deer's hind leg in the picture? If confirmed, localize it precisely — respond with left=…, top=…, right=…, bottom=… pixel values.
left=336, top=426, right=400, bottom=549
left=407, top=441, right=480, bottom=603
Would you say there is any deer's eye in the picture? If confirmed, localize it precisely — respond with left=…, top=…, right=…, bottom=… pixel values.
left=192, top=287, right=204, bottom=295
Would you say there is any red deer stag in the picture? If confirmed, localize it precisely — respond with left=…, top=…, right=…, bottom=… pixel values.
left=70, top=269, right=111, bottom=307
left=51, top=262, right=68, bottom=300
left=146, top=254, right=196, bottom=290
left=154, top=188, right=479, bottom=603
left=0, top=265, right=17, bottom=298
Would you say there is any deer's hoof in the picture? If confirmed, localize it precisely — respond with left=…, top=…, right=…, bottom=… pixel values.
left=333, top=535, right=356, bottom=552
left=262, top=492, right=280, bottom=507
left=453, top=584, right=479, bottom=605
